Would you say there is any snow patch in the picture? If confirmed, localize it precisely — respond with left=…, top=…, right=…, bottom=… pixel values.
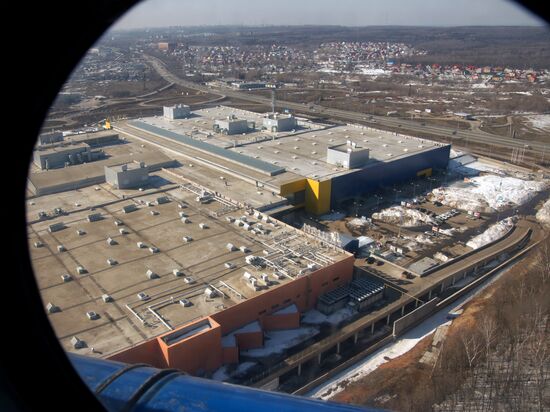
left=466, top=217, right=514, bottom=250
left=241, top=327, right=320, bottom=358
left=319, top=212, right=346, bottom=221
left=430, top=175, right=548, bottom=212
left=372, top=206, right=436, bottom=227
left=302, top=307, right=357, bottom=326
left=348, top=217, right=369, bottom=228
left=211, top=361, right=258, bottom=382
left=536, top=198, right=550, bottom=227
left=471, top=83, right=494, bottom=89
left=525, top=114, right=550, bottom=132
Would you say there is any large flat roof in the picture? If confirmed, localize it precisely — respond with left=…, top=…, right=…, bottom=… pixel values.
left=129, top=120, right=285, bottom=176
left=28, top=185, right=349, bottom=357
left=134, top=106, right=448, bottom=180
left=28, top=150, right=174, bottom=192
left=35, top=142, right=89, bottom=156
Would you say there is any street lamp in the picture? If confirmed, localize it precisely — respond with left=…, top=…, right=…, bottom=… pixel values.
left=394, top=188, right=401, bottom=202
left=411, top=182, right=418, bottom=198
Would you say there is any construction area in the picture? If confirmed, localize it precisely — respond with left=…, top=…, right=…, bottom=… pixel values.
left=27, top=103, right=549, bottom=391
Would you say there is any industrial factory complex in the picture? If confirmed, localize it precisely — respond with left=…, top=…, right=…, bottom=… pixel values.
left=121, top=105, right=450, bottom=215
left=27, top=103, right=544, bottom=389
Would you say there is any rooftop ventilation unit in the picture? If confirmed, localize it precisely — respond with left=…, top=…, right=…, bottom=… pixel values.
left=156, top=196, right=170, bottom=204
left=119, top=228, right=128, bottom=235
left=87, top=213, right=102, bottom=222
left=76, top=229, right=86, bottom=236
left=224, top=262, right=235, bottom=269
left=48, top=222, right=65, bottom=233
left=137, top=292, right=150, bottom=301
left=57, top=245, right=66, bottom=252
left=179, top=299, right=192, bottom=307
left=149, top=247, right=159, bottom=254
left=204, top=287, right=218, bottom=298
left=199, top=223, right=208, bottom=229
left=184, top=276, right=195, bottom=284
left=86, top=311, right=100, bottom=320
left=122, top=204, right=137, bottom=214
left=173, top=269, right=184, bottom=277
left=34, top=241, right=44, bottom=248
left=182, top=236, right=193, bottom=243
left=150, top=210, right=159, bottom=216
left=71, top=336, right=85, bottom=349
left=76, top=266, right=87, bottom=275
left=114, top=220, right=123, bottom=226
left=273, top=272, right=286, bottom=280
left=137, top=242, right=146, bottom=248
left=102, top=294, right=113, bottom=303
left=226, top=243, right=237, bottom=251
left=181, top=217, right=190, bottom=223
left=178, top=203, right=187, bottom=209
left=106, top=237, right=117, bottom=246
left=106, top=258, right=118, bottom=266
left=46, top=302, right=60, bottom=313
left=240, top=246, right=250, bottom=253
left=146, top=269, right=159, bottom=279
left=61, top=274, right=72, bottom=282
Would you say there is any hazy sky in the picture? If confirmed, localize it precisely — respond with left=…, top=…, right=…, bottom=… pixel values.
left=112, top=0, right=546, bottom=30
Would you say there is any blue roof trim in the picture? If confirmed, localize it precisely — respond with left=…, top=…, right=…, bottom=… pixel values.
left=129, top=120, right=285, bottom=176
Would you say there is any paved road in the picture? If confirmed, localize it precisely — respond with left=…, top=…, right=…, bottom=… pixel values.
left=144, top=54, right=550, bottom=153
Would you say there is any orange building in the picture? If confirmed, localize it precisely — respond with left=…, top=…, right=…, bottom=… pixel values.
left=158, top=42, right=176, bottom=51
left=109, top=255, right=354, bottom=375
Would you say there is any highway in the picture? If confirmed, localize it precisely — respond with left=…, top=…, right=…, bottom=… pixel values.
left=143, top=54, right=550, bottom=154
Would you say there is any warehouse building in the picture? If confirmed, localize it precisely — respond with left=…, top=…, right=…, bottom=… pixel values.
left=105, top=162, right=149, bottom=189
left=38, top=131, right=64, bottom=145
left=28, top=151, right=176, bottom=196
left=164, top=104, right=191, bottom=120
left=41, top=130, right=120, bottom=148
left=126, top=106, right=451, bottom=215
left=33, top=143, right=92, bottom=170
left=263, top=113, right=297, bottom=132
left=231, top=82, right=267, bottom=90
